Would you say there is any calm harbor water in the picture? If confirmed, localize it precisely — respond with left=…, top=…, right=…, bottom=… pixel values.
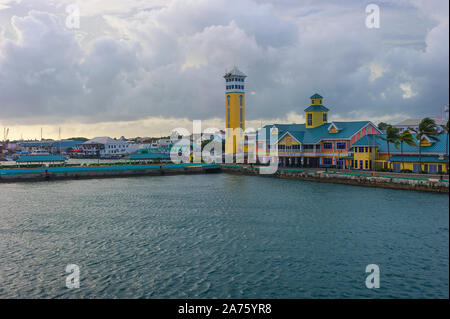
left=0, top=174, right=448, bottom=298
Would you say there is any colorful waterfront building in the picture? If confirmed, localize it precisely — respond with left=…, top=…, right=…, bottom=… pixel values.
left=224, top=67, right=246, bottom=156
left=350, top=134, right=448, bottom=173
left=259, top=94, right=382, bottom=168
left=259, top=93, right=449, bottom=174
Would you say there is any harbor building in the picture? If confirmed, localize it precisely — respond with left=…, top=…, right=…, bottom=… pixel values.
left=259, top=94, right=449, bottom=174
left=394, top=118, right=447, bottom=133
left=224, top=67, right=246, bottom=156
left=259, top=94, right=382, bottom=168
left=19, top=140, right=82, bottom=155
left=81, top=136, right=138, bottom=158
left=351, top=134, right=448, bottom=173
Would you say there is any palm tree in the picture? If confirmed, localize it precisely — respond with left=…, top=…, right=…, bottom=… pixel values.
left=410, top=118, right=440, bottom=173
left=398, top=130, right=417, bottom=171
left=441, top=120, right=449, bottom=173
left=377, top=125, right=400, bottom=170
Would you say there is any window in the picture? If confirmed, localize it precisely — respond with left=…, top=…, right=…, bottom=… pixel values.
left=336, top=142, right=346, bottom=150
left=360, top=160, right=363, bottom=169
left=307, top=113, right=312, bottom=126
left=323, top=113, right=327, bottom=122
left=359, top=147, right=364, bottom=153
left=240, top=95, right=243, bottom=106
left=355, top=160, right=358, bottom=168
left=312, top=100, right=315, bottom=104
left=323, top=158, right=332, bottom=165
left=365, top=160, right=369, bottom=169
left=278, top=145, right=286, bottom=150
left=365, top=147, right=368, bottom=153
left=227, top=95, right=230, bottom=106
left=323, top=142, right=333, bottom=150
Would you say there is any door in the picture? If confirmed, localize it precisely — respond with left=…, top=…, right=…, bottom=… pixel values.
left=393, top=163, right=401, bottom=172
left=429, top=164, right=437, bottom=174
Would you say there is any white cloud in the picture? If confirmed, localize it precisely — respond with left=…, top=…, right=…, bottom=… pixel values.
left=399, top=82, right=417, bottom=99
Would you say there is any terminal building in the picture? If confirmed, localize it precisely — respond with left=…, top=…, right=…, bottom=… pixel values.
left=258, top=94, right=448, bottom=174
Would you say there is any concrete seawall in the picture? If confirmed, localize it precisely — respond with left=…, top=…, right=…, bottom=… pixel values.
left=221, top=165, right=450, bottom=193
left=1, top=163, right=448, bottom=193
left=0, top=164, right=221, bottom=183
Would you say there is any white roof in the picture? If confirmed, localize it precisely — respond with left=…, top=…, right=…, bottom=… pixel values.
left=394, top=119, right=447, bottom=126
left=84, top=137, right=127, bottom=145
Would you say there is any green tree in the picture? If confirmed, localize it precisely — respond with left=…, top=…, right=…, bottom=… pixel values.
left=68, top=137, right=89, bottom=142
left=377, top=122, right=390, bottom=131
left=410, top=118, right=440, bottom=173
left=377, top=125, right=400, bottom=170
left=441, top=119, right=449, bottom=173
left=398, top=130, right=417, bottom=171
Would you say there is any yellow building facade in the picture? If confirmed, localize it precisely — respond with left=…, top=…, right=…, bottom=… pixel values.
left=305, top=94, right=329, bottom=129
left=224, top=67, right=246, bottom=155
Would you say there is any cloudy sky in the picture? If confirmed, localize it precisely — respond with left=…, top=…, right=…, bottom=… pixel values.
left=0, top=0, right=448, bottom=140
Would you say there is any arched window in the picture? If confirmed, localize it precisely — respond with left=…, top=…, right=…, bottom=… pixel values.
left=227, top=95, right=230, bottom=106
left=240, top=95, right=243, bottom=106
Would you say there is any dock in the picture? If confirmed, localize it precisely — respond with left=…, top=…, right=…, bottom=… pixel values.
left=0, top=163, right=221, bottom=182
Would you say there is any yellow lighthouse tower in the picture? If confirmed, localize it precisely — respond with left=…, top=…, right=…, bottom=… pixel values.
left=224, top=67, right=246, bottom=157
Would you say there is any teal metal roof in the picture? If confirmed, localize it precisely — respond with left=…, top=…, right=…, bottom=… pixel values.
left=262, top=121, right=374, bottom=144
left=351, top=135, right=381, bottom=147
left=310, top=93, right=323, bottom=99
left=388, top=155, right=447, bottom=163
left=304, top=105, right=329, bottom=112
left=20, top=140, right=82, bottom=148
left=375, top=133, right=448, bottom=154
left=128, top=153, right=170, bottom=160
left=16, top=155, right=67, bottom=162
left=348, top=133, right=449, bottom=155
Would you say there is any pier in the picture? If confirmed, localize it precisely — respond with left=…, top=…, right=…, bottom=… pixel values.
left=0, top=163, right=221, bottom=182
